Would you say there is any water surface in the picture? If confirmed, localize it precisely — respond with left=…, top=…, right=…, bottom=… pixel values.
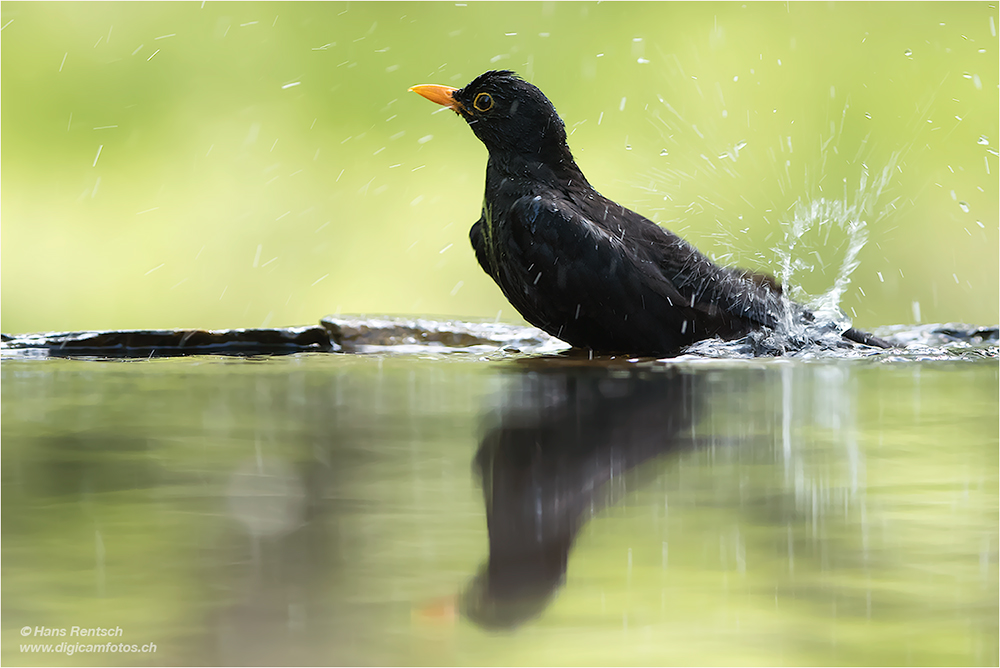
left=3, top=351, right=997, bottom=665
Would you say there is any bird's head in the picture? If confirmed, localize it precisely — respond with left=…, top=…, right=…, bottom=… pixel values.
left=410, top=70, right=570, bottom=162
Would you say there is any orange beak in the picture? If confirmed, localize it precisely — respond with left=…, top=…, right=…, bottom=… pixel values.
left=409, top=83, right=463, bottom=112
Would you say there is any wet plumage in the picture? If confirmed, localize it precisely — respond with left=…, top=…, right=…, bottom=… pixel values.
left=411, top=70, right=889, bottom=356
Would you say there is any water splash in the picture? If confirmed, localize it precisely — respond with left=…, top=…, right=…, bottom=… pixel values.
left=774, top=153, right=901, bottom=334
left=776, top=198, right=868, bottom=333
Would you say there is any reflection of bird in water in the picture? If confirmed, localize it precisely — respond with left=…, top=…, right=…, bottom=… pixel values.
left=411, top=70, right=891, bottom=356
left=460, top=363, right=706, bottom=630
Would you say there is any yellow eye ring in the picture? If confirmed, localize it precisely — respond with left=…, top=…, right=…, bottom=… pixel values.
left=473, top=92, right=494, bottom=112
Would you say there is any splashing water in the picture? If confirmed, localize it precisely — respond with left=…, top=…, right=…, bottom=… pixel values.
left=774, top=154, right=901, bottom=337
left=776, top=198, right=869, bottom=335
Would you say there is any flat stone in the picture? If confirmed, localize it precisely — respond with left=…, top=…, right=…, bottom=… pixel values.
left=875, top=323, right=999, bottom=347
left=320, top=315, right=564, bottom=354
left=0, top=326, right=336, bottom=358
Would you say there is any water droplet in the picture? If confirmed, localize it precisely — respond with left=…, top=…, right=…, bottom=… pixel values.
left=962, top=72, right=973, bottom=79
left=959, top=201, right=970, bottom=213
left=625, top=144, right=632, bottom=151
left=733, top=75, right=739, bottom=82
left=659, top=149, right=668, bottom=156
left=864, top=112, right=872, bottom=119
left=904, top=48, right=913, bottom=56
left=978, top=135, right=989, bottom=145
left=637, top=58, right=649, bottom=64
left=735, top=140, right=747, bottom=151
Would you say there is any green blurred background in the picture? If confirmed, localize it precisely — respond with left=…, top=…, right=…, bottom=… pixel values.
left=2, top=1, right=997, bottom=335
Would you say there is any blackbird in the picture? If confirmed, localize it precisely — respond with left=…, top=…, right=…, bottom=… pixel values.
left=410, top=70, right=890, bottom=356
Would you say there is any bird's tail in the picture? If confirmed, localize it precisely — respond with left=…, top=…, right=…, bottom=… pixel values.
left=841, top=327, right=892, bottom=349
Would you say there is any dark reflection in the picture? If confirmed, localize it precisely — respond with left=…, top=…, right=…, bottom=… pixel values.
left=463, top=361, right=705, bottom=630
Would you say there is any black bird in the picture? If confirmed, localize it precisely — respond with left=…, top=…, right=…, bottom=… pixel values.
left=410, top=70, right=890, bottom=356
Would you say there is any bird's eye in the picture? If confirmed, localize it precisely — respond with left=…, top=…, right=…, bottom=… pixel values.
left=473, top=92, right=494, bottom=112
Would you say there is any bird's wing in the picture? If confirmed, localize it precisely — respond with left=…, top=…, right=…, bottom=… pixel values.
left=498, top=193, right=712, bottom=348
left=630, top=218, right=786, bottom=331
